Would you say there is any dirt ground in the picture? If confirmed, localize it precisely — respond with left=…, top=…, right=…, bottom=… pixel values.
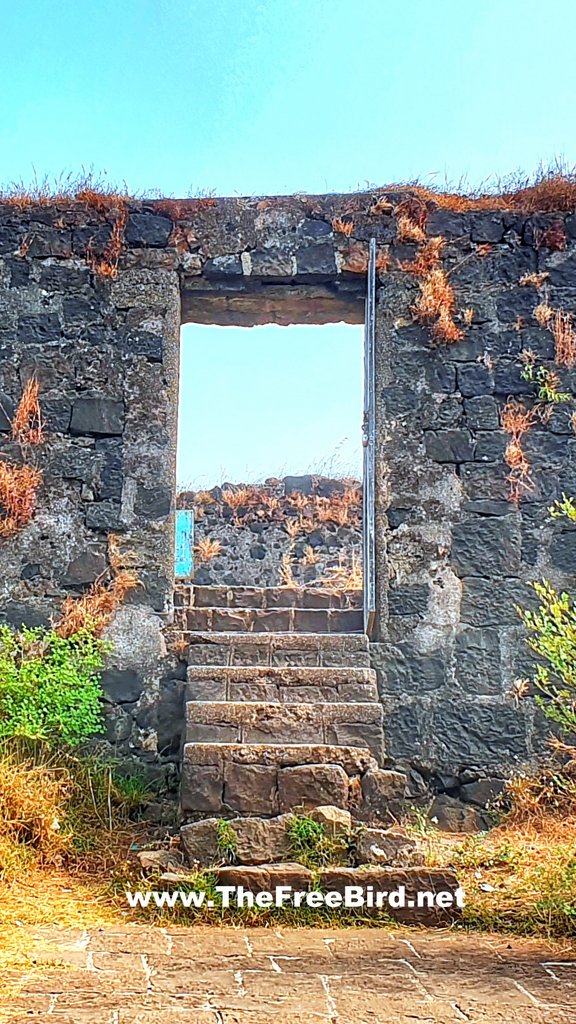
left=3, top=925, right=575, bottom=1023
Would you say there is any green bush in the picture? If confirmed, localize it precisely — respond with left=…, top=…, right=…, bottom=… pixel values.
left=0, top=626, right=106, bottom=747
left=518, top=580, right=576, bottom=736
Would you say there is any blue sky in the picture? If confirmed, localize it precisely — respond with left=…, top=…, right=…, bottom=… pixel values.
left=1, top=0, right=575, bottom=484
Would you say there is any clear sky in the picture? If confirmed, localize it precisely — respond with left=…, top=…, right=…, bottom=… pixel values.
left=1, top=0, right=575, bottom=484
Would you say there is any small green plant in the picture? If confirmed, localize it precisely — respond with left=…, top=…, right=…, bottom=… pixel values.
left=549, top=493, right=576, bottom=523
left=0, top=626, right=106, bottom=747
left=110, top=771, right=154, bottom=812
left=216, top=819, right=238, bottom=864
left=517, top=581, right=576, bottom=735
left=520, top=351, right=572, bottom=404
left=286, top=813, right=346, bottom=868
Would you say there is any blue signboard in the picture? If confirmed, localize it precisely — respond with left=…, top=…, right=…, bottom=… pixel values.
left=175, top=509, right=194, bottom=578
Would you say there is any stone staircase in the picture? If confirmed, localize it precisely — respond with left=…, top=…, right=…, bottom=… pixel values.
left=176, top=585, right=398, bottom=824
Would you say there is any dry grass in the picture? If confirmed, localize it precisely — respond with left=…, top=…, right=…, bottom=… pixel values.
left=552, top=310, right=576, bottom=367
left=0, top=170, right=132, bottom=210
left=463, top=307, right=475, bottom=326
left=0, top=461, right=42, bottom=538
left=86, top=202, right=129, bottom=279
left=534, top=220, right=566, bottom=251
left=280, top=551, right=297, bottom=587
left=520, top=272, right=550, bottom=289
left=534, top=302, right=555, bottom=327
left=56, top=570, right=138, bottom=638
left=412, top=267, right=463, bottom=344
left=11, top=377, right=44, bottom=446
left=311, top=551, right=363, bottom=594
left=379, top=165, right=576, bottom=214
left=301, top=544, right=321, bottom=566
left=398, top=236, right=444, bottom=276
left=396, top=214, right=426, bottom=244
left=194, top=537, right=221, bottom=563
left=501, top=399, right=537, bottom=503
left=331, top=216, right=354, bottom=236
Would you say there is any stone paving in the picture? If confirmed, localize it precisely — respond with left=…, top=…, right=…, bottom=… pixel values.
left=3, top=926, right=576, bottom=1023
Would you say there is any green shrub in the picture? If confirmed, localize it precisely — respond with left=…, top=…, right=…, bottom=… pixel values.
left=0, top=626, right=106, bottom=747
left=518, top=580, right=576, bottom=735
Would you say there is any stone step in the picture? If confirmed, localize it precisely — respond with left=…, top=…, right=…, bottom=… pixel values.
left=185, top=701, right=384, bottom=761
left=186, top=665, right=378, bottom=703
left=178, top=605, right=363, bottom=634
left=187, top=631, right=370, bottom=668
left=176, top=583, right=362, bottom=611
left=181, top=742, right=377, bottom=816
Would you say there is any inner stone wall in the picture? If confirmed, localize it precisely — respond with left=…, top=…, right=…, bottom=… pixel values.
left=0, top=190, right=574, bottom=779
left=177, top=476, right=361, bottom=587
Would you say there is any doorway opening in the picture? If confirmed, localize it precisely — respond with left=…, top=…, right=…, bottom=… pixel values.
left=176, top=321, right=363, bottom=597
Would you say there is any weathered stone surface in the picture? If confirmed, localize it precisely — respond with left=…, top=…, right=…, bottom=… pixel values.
left=455, top=627, right=502, bottom=695
left=460, top=777, right=505, bottom=807
left=424, top=429, right=474, bottom=463
left=451, top=517, right=521, bottom=576
left=278, top=764, right=350, bottom=811
left=63, top=546, right=107, bottom=585
left=224, top=763, right=278, bottom=815
left=309, top=805, right=352, bottom=835
left=360, top=768, right=408, bottom=822
left=70, top=397, right=125, bottom=436
left=137, top=848, right=184, bottom=873
left=317, top=866, right=461, bottom=924
left=101, top=668, right=143, bottom=704
left=355, top=827, right=424, bottom=867
left=428, top=794, right=492, bottom=833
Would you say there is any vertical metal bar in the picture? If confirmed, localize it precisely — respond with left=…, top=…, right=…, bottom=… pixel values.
left=363, top=238, right=377, bottom=636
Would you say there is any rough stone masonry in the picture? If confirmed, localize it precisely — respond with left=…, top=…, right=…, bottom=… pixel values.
left=1, top=187, right=575, bottom=787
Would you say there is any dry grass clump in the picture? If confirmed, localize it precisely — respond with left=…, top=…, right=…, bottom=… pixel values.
left=534, top=220, right=566, bottom=251
left=0, top=169, right=131, bottom=210
left=380, top=166, right=576, bottom=214
left=552, top=310, right=576, bottom=367
left=56, top=570, right=138, bottom=638
left=534, top=302, right=555, bottom=327
left=311, top=551, right=363, bottom=594
left=398, top=236, right=444, bottom=275
left=0, top=462, right=42, bottom=538
left=86, top=202, right=129, bottom=279
left=331, top=216, right=354, bottom=236
left=412, top=267, right=463, bottom=343
left=194, top=537, right=221, bottom=563
left=0, top=751, right=72, bottom=868
left=396, top=215, right=426, bottom=244
left=501, top=399, right=537, bottom=503
left=520, top=271, right=550, bottom=289
left=10, top=377, right=44, bottom=445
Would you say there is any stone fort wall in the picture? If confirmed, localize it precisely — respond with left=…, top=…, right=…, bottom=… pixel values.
left=1, top=187, right=575, bottom=780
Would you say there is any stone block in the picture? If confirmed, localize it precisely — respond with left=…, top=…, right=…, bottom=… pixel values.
left=125, top=213, right=173, bottom=247
left=360, top=768, right=408, bottom=822
left=431, top=700, right=530, bottom=767
left=464, top=395, right=500, bottom=430
left=278, top=764, right=349, bottom=812
left=355, top=828, right=424, bottom=867
left=70, top=397, right=125, bottom=436
left=428, top=794, right=491, bottom=833
left=309, top=805, right=352, bottom=835
left=424, top=429, right=474, bottom=463
left=457, top=363, right=494, bottom=397
left=451, top=517, right=521, bottom=577
left=101, top=668, right=143, bottom=704
left=460, top=777, right=505, bottom=807
left=455, top=627, right=502, bottom=695
left=460, top=576, right=534, bottom=626
left=63, top=546, right=107, bottom=585
left=180, top=764, right=223, bottom=814
left=224, top=763, right=278, bottom=815
left=387, top=584, right=429, bottom=617
left=134, top=484, right=173, bottom=519
left=317, top=866, right=461, bottom=924
left=295, top=244, right=337, bottom=276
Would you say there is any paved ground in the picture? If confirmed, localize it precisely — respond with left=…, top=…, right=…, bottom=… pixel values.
left=3, top=926, right=576, bottom=1023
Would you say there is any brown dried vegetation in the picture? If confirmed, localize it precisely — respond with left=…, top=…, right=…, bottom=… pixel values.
left=412, top=267, right=463, bottom=344
left=194, top=537, right=222, bottom=563
left=331, top=217, right=354, bottom=236
left=56, top=570, right=138, bottom=638
left=501, top=400, right=537, bottom=503
left=552, top=310, right=576, bottom=368
left=519, top=272, right=550, bottom=289
left=0, top=462, right=43, bottom=538
left=10, top=377, right=44, bottom=445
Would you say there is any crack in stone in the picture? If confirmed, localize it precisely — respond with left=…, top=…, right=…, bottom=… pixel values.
left=321, top=975, right=338, bottom=1022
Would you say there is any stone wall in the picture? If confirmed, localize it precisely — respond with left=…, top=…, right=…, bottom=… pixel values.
left=178, top=476, right=361, bottom=587
left=1, top=189, right=575, bottom=778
